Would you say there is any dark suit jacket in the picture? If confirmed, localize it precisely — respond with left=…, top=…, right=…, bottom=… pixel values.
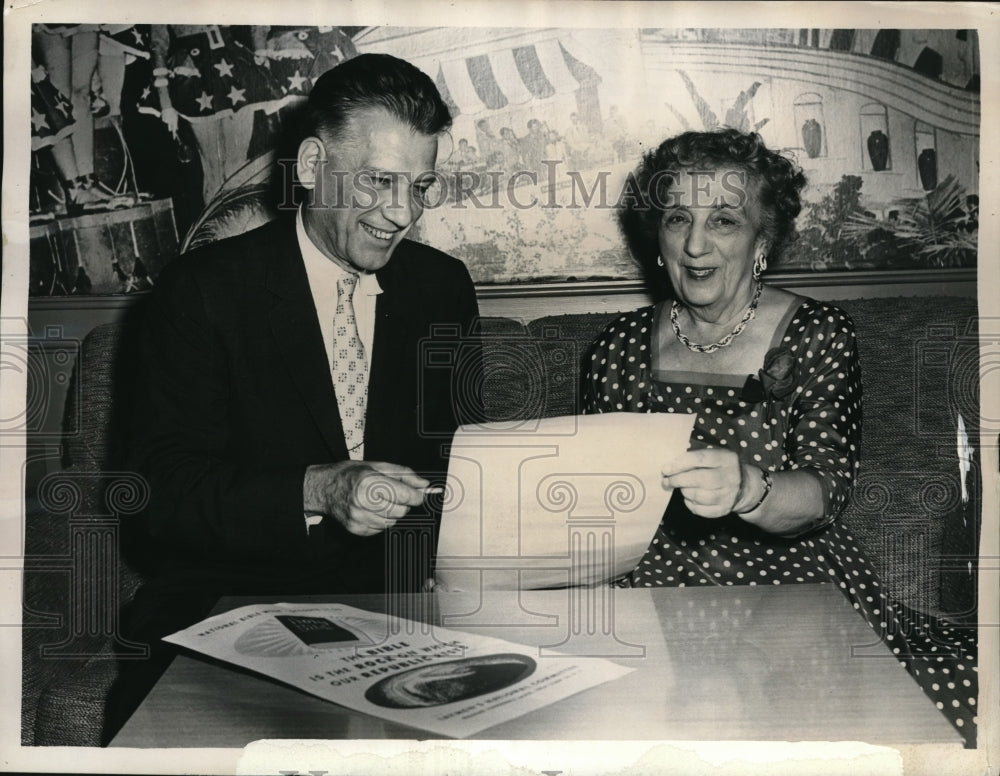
left=130, top=216, right=483, bottom=606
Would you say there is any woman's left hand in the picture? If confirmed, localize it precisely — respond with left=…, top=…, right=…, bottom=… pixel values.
left=662, top=448, right=744, bottom=518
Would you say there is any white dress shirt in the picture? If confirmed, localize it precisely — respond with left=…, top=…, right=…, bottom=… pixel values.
left=296, top=210, right=382, bottom=372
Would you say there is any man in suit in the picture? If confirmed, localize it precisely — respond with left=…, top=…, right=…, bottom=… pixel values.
left=107, top=54, right=483, bottom=738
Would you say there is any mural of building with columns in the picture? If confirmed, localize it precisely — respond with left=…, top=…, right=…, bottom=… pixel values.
left=29, top=25, right=978, bottom=293
left=357, top=26, right=980, bottom=282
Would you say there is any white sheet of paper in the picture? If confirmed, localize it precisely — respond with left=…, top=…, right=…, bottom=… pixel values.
left=163, top=602, right=633, bottom=739
left=435, top=412, right=696, bottom=591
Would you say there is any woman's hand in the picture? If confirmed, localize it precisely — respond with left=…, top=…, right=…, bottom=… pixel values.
left=662, top=448, right=758, bottom=518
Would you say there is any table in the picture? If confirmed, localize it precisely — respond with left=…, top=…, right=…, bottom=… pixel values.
left=110, top=584, right=961, bottom=746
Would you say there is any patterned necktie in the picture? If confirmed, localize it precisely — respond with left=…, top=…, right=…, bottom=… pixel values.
left=333, top=274, right=368, bottom=459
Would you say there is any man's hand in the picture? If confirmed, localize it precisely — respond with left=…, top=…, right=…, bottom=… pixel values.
left=303, top=461, right=430, bottom=537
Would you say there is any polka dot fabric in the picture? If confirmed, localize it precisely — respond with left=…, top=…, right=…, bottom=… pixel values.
left=583, top=300, right=978, bottom=745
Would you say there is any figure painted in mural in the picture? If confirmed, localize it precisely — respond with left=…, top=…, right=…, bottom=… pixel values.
left=31, top=57, right=79, bottom=217
left=252, top=25, right=358, bottom=104
left=604, top=105, right=632, bottom=162
left=564, top=111, right=596, bottom=169
left=111, top=53, right=484, bottom=743
left=32, top=25, right=112, bottom=212
left=586, top=128, right=976, bottom=744
left=90, top=25, right=153, bottom=205
left=499, top=126, right=523, bottom=171
left=521, top=118, right=548, bottom=176
left=455, top=137, right=481, bottom=169
left=474, top=118, right=500, bottom=168
left=543, top=129, right=569, bottom=169
left=95, top=25, right=150, bottom=128
left=139, top=24, right=290, bottom=204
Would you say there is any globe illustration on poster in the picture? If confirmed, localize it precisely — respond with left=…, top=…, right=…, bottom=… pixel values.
left=365, top=653, right=537, bottom=708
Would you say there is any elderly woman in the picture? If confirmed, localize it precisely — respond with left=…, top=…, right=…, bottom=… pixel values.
left=585, top=128, right=976, bottom=743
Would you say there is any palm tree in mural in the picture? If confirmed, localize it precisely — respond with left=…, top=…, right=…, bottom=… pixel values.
left=842, top=175, right=978, bottom=268
left=666, top=70, right=770, bottom=132
left=181, top=153, right=276, bottom=252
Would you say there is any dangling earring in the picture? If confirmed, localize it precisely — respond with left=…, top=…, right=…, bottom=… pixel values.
left=656, top=254, right=665, bottom=268
left=753, top=253, right=768, bottom=279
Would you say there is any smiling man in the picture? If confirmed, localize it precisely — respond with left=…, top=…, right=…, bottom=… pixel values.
left=122, top=54, right=483, bottom=690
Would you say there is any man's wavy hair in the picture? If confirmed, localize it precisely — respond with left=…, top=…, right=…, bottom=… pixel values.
left=619, top=128, right=807, bottom=286
left=304, top=53, right=452, bottom=144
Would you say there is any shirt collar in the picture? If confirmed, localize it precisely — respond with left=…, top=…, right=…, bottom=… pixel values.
left=296, top=209, right=383, bottom=297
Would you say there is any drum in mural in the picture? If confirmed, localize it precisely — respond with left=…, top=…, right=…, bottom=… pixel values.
left=29, top=199, right=178, bottom=296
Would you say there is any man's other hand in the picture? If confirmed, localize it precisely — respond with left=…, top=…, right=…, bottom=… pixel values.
left=303, top=461, right=430, bottom=536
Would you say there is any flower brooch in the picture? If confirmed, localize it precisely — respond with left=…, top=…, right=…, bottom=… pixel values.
left=740, top=346, right=796, bottom=410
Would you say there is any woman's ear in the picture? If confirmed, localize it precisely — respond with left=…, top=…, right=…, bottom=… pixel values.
left=296, top=136, right=326, bottom=192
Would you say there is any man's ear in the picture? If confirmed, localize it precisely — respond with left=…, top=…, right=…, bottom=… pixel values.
left=296, top=136, right=326, bottom=191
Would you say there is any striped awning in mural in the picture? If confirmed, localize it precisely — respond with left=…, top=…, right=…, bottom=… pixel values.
left=435, top=39, right=599, bottom=117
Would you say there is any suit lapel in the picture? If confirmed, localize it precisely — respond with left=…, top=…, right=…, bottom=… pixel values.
left=368, top=245, right=412, bottom=457
left=264, top=221, right=349, bottom=459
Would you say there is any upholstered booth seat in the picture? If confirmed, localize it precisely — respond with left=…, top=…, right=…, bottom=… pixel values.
left=22, top=294, right=981, bottom=745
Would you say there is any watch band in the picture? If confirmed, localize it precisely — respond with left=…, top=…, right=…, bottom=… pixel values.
left=738, top=469, right=772, bottom=514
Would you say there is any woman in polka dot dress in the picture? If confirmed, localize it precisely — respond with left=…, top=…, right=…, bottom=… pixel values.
left=584, top=128, right=977, bottom=745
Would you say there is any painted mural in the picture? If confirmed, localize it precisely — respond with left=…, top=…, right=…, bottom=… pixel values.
left=27, top=25, right=980, bottom=294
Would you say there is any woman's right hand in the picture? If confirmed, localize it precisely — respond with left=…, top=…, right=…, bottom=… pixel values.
left=662, top=448, right=759, bottom=518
